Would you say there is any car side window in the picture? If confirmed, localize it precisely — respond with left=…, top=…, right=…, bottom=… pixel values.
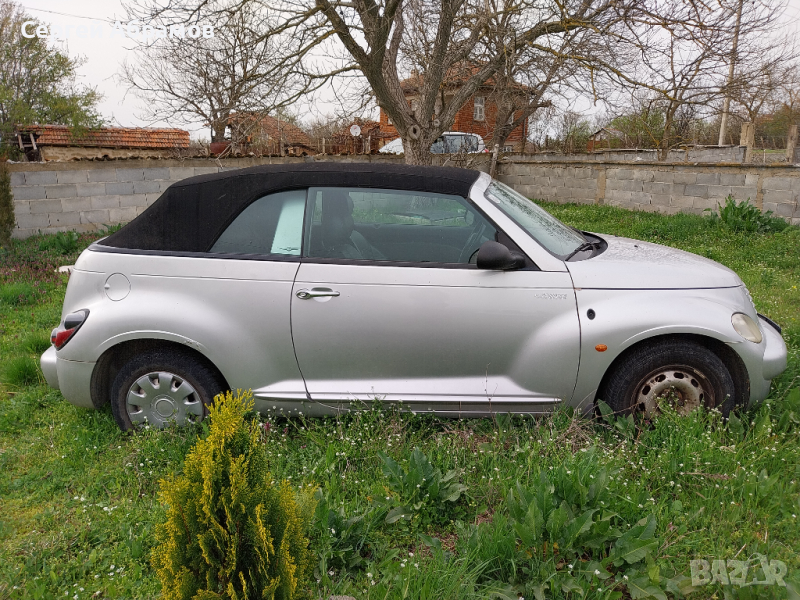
left=209, top=189, right=306, bottom=256
left=304, top=187, right=497, bottom=264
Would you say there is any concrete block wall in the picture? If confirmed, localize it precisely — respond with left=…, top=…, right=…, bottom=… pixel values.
left=522, top=146, right=745, bottom=164
left=8, top=155, right=800, bottom=239
left=497, top=159, right=800, bottom=225
left=11, top=164, right=185, bottom=238
left=499, top=163, right=601, bottom=205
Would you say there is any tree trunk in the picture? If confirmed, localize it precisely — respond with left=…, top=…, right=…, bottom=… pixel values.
left=212, top=124, right=227, bottom=143
left=489, top=125, right=512, bottom=157
left=403, top=136, right=434, bottom=165
left=658, top=108, right=676, bottom=161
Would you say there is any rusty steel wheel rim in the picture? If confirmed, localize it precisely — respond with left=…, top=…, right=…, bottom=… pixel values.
left=633, top=364, right=715, bottom=417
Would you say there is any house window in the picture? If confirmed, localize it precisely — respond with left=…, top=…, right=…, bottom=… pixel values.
left=508, top=111, right=515, bottom=125
left=473, top=97, right=485, bottom=121
left=503, top=145, right=514, bottom=152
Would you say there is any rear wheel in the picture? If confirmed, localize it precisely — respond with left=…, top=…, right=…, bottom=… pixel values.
left=110, top=349, right=226, bottom=431
left=601, top=340, right=735, bottom=418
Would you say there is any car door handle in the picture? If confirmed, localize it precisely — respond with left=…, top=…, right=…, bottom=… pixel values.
left=296, top=288, right=341, bottom=299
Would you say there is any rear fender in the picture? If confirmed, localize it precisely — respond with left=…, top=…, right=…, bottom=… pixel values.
left=56, top=250, right=304, bottom=399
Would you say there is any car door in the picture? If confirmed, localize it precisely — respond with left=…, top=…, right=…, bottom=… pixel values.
left=290, top=186, right=580, bottom=416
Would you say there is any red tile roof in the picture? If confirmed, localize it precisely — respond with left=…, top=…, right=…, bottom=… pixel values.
left=15, top=125, right=190, bottom=149
left=228, top=114, right=315, bottom=149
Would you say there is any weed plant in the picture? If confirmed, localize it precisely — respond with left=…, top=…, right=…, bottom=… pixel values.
left=38, top=231, right=80, bottom=256
left=705, top=195, right=789, bottom=234
left=20, top=332, right=51, bottom=355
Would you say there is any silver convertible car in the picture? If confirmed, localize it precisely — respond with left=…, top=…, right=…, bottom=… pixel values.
left=40, top=164, right=787, bottom=430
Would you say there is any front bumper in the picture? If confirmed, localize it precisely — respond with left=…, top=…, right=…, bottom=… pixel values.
left=760, top=316, right=788, bottom=380
left=40, top=346, right=96, bottom=409
left=747, top=316, right=788, bottom=404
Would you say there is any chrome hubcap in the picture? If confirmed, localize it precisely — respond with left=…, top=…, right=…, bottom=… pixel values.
left=126, top=371, right=203, bottom=428
left=635, top=365, right=712, bottom=417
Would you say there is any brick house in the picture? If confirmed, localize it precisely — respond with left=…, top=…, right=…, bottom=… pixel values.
left=378, top=70, right=529, bottom=152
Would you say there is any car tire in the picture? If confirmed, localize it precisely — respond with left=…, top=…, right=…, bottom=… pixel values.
left=601, top=340, right=735, bottom=418
left=110, top=349, right=226, bottom=431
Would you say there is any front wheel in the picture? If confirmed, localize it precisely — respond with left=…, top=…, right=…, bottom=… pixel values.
left=600, top=340, right=735, bottom=418
left=110, top=349, right=226, bottom=431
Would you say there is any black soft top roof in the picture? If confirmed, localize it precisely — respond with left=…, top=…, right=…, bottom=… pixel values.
left=99, top=162, right=482, bottom=252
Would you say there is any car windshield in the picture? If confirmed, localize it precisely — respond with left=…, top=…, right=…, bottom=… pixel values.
left=431, top=134, right=478, bottom=154
left=446, top=135, right=477, bottom=152
left=484, top=180, right=587, bottom=257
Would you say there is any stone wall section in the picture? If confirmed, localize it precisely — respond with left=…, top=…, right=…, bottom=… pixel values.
left=11, top=164, right=210, bottom=238
left=497, top=159, right=800, bottom=225
left=8, top=155, right=800, bottom=238
left=520, top=146, right=746, bottom=163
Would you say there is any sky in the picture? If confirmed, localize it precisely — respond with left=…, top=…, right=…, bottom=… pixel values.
left=15, top=0, right=800, bottom=140
left=19, top=1, right=139, bottom=127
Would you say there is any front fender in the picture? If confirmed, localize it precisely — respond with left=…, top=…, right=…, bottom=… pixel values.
left=569, top=286, right=764, bottom=410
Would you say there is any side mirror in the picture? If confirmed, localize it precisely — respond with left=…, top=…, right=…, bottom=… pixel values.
left=476, top=241, right=526, bottom=270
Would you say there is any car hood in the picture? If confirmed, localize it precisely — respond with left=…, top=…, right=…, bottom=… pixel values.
left=566, top=234, right=742, bottom=290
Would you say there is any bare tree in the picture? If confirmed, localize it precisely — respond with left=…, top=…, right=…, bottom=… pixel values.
left=298, top=0, right=646, bottom=164
left=476, top=21, right=573, bottom=153
left=122, top=0, right=328, bottom=142
left=470, top=0, right=630, bottom=154
left=124, top=0, right=792, bottom=164
left=526, top=104, right=556, bottom=151
left=551, top=110, right=591, bottom=153
left=727, top=59, right=800, bottom=149
left=624, top=0, right=788, bottom=159
left=776, top=62, right=800, bottom=115
left=623, top=3, right=728, bottom=159
left=733, top=51, right=797, bottom=128
left=394, top=0, right=561, bottom=154
left=305, top=114, right=350, bottom=140
left=307, top=0, right=789, bottom=164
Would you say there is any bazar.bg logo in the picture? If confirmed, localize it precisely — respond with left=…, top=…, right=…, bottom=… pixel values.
left=691, top=554, right=787, bottom=587
left=21, top=20, right=214, bottom=40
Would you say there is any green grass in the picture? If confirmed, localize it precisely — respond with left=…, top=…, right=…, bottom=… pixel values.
left=0, top=207, right=798, bottom=600
left=1, top=355, right=41, bottom=387
left=19, top=332, right=51, bottom=356
left=0, top=282, right=36, bottom=306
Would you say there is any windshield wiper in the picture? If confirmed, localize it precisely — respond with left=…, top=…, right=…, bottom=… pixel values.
left=564, top=241, right=600, bottom=261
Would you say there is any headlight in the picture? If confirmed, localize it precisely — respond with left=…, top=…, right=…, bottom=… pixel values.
left=732, top=312, right=762, bottom=343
